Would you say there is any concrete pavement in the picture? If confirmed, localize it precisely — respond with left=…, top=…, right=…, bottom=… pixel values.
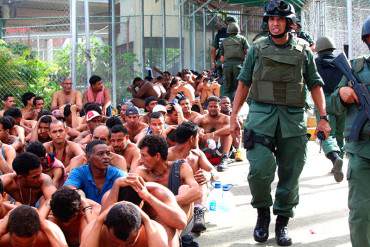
left=196, top=141, right=351, bottom=247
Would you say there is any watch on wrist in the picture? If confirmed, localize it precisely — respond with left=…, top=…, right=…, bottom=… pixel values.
left=320, top=115, right=329, bottom=122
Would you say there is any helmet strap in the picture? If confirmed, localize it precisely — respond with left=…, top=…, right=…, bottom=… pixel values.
left=270, top=30, right=288, bottom=39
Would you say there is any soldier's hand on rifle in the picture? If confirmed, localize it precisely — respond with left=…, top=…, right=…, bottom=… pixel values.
left=339, top=86, right=359, bottom=104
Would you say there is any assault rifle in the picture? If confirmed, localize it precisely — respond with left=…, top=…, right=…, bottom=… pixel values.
left=332, top=52, right=370, bottom=141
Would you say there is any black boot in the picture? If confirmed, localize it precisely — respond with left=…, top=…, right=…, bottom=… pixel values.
left=253, top=207, right=270, bottom=243
left=275, top=215, right=292, bottom=246
left=327, top=151, right=344, bottom=182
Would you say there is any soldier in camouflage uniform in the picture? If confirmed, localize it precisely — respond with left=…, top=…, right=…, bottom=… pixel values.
left=230, top=1, right=331, bottom=246
left=291, top=17, right=315, bottom=50
left=331, top=16, right=370, bottom=247
left=220, top=22, right=249, bottom=101
left=315, top=36, right=345, bottom=182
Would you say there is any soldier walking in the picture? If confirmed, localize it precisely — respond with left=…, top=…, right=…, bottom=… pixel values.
left=230, top=0, right=331, bottom=246
left=315, top=36, right=345, bottom=182
left=331, top=16, right=370, bottom=247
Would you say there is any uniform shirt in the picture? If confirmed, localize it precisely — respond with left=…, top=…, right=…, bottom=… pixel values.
left=237, top=35, right=323, bottom=138
left=64, top=164, right=126, bottom=203
left=330, top=55, right=370, bottom=159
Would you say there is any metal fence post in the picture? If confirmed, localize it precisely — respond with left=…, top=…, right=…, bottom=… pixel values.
left=84, top=0, right=91, bottom=84
left=203, top=8, right=206, bottom=70
left=141, top=0, right=145, bottom=77
left=70, top=0, right=77, bottom=89
left=346, top=0, right=353, bottom=59
left=111, top=0, right=117, bottom=107
left=162, top=0, right=166, bottom=71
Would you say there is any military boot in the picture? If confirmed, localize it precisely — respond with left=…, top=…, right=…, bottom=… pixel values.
left=253, top=207, right=270, bottom=243
left=275, top=215, right=292, bottom=246
left=327, top=151, right=344, bottom=182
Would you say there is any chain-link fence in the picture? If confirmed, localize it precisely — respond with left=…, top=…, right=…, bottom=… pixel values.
left=302, top=0, right=370, bottom=58
left=1, top=0, right=369, bottom=108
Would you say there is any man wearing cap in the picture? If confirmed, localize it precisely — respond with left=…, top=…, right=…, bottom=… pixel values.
left=330, top=16, right=370, bottom=247
left=230, top=1, right=330, bottom=245
left=315, top=36, right=345, bottom=183
left=124, top=106, right=148, bottom=143
left=51, top=77, right=83, bottom=111
left=75, top=110, right=103, bottom=146
left=220, top=22, right=249, bottom=101
left=44, top=120, right=84, bottom=170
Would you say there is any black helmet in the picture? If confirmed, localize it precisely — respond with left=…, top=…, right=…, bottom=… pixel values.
left=362, top=16, right=370, bottom=43
left=263, top=0, right=296, bottom=23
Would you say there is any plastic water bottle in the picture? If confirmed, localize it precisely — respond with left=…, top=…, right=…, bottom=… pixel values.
left=219, top=184, right=235, bottom=213
left=208, top=181, right=222, bottom=211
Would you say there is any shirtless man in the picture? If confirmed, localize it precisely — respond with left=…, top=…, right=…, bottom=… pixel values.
left=129, top=77, right=162, bottom=108
left=194, top=96, right=232, bottom=172
left=0, top=179, right=16, bottom=218
left=110, top=124, right=140, bottom=172
left=28, top=115, right=53, bottom=143
left=179, top=97, right=201, bottom=122
left=81, top=201, right=168, bottom=247
left=21, top=92, right=36, bottom=120
left=0, top=141, right=16, bottom=173
left=0, top=205, right=67, bottom=247
left=69, top=125, right=127, bottom=172
left=74, top=110, right=103, bottom=145
left=43, top=120, right=84, bottom=172
left=101, top=174, right=187, bottom=247
left=135, top=135, right=201, bottom=220
left=51, top=77, right=83, bottom=111
left=0, top=95, right=16, bottom=117
left=220, top=96, right=232, bottom=116
left=165, top=103, right=184, bottom=126
left=1, top=152, right=56, bottom=206
left=140, top=96, right=158, bottom=124
left=124, top=106, right=147, bottom=142
left=135, top=112, right=175, bottom=143
left=83, top=75, right=112, bottom=116
left=33, top=96, right=45, bottom=118
left=44, top=187, right=100, bottom=247
left=168, top=122, right=218, bottom=234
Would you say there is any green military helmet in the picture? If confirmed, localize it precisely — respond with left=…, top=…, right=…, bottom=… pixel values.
left=227, top=22, right=240, bottom=34
left=362, top=16, right=370, bottom=43
left=316, top=36, right=336, bottom=52
left=225, top=16, right=237, bottom=24
left=263, top=0, right=296, bottom=23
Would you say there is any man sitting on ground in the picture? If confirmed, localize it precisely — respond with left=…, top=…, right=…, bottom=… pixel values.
left=129, top=77, right=163, bottom=108
left=179, top=97, right=201, bottom=122
left=168, top=122, right=218, bottom=234
left=124, top=106, right=147, bottom=143
left=27, top=115, right=53, bottom=143
left=135, top=112, right=174, bottom=143
left=194, top=96, right=232, bottom=172
left=51, top=77, right=83, bottom=111
left=101, top=174, right=187, bottom=247
left=43, top=187, right=100, bottom=247
left=0, top=205, right=68, bottom=247
left=81, top=201, right=168, bottom=247
left=43, top=120, right=84, bottom=172
left=68, top=125, right=127, bottom=172
left=21, top=92, right=36, bottom=120
left=64, top=140, right=126, bottom=204
left=135, top=135, right=201, bottom=220
left=26, top=141, right=65, bottom=188
left=110, top=124, right=141, bottom=172
left=140, top=96, right=158, bottom=124
left=1, top=152, right=56, bottom=206
left=0, top=94, right=16, bottom=117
